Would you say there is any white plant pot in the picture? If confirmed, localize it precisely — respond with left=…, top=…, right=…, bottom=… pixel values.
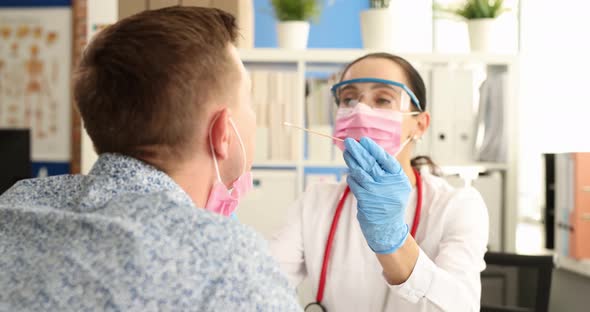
left=468, top=18, right=498, bottom=52
left=433, top=17, right=470, bottom=53
left=276, top=21, right=310, bottom=50
left=360, top=8, right=393, bottom=50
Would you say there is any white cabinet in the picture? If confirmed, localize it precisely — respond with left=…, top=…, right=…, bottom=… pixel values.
left=236, top=169, right=298, bottom=239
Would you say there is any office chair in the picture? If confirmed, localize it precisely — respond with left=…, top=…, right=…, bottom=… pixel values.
left=481, top=252, right=554, bottom=312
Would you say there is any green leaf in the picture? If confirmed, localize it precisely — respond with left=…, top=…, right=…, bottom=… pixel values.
left=370, top=0, right=391, bottom=9
left=271, top=0, right=321, bottom=22
left=443, top=0, right=506, bottom=20
left=491, top=0, right=505, bottom=18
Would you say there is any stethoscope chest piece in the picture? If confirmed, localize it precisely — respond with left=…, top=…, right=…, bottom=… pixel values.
left=304, top=302, right=327, bottom=312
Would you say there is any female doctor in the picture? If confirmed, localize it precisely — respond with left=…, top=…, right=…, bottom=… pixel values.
left=270, top=53, right=489, bottom=312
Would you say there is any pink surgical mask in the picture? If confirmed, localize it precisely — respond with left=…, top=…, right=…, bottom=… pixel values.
left=205, top=117, right=253, bottom=217
left=333, top=102, right=417, bottom=155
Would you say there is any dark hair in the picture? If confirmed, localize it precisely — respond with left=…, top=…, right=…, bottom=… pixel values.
left=340, top=52, right=427, bottom=112
left=74, top=6, right=239, bottom=163
left=340, top=52, right=441, bottom=176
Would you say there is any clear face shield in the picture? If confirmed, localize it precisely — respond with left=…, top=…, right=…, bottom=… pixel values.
left=331, top=78, right=423, bottom=113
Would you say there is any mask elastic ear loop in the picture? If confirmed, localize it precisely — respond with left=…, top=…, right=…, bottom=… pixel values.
left=208, top=113, right=224, bottom=183
left=395, top=130, right=421, bottom=158
left=394, top=136, right=413, bottom=157
left=229, top=118, right=247, bottom=175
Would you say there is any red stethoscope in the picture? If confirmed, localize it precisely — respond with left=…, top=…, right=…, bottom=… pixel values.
left=304, top=168, right=423, bottom=312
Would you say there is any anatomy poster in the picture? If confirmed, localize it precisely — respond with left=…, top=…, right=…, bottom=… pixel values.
left=0, top=7, right=71, bottom=162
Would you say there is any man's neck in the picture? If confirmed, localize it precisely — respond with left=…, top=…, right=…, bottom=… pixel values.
left=168, top=156, right=214, bottom=209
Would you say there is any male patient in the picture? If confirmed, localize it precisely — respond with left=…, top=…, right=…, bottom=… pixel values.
left=0, top=7, right=300, bottom=311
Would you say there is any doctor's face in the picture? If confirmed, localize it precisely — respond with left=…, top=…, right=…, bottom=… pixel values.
left=340, top=57, right=426, bottom=160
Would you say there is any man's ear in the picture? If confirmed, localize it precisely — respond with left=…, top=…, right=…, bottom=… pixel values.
left=209, top=108, right=232, bottom=161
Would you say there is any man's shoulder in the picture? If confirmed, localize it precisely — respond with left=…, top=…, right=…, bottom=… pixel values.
left=181, top=216, right=301, bottom=310
left=0, top=170, right=302, bottom=309
left=0, top=174, right=264, bottom=249
left=105, top=190, right=273, bottom=264
left=0, top=175, right=80, bottom=202
left=130, top=200, right=301, bottom=310
left=0, top=187, right=299, bottom=310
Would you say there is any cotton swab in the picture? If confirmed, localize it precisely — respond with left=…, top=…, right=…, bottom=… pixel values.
left=283, top=122, right=344, bottom=142
left=394, top=137, right=412, bottom=157
left=282, top=121, right=412, bottom=158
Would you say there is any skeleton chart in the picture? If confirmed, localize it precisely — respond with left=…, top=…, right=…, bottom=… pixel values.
left=0, top=7, right=71, bottom=162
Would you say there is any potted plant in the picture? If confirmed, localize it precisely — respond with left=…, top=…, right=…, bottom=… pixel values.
left=271, top=0, right=320, bottom=49
left=360, top=0, right=392, bottom=50
left=440, top=0, right=507, bottom=52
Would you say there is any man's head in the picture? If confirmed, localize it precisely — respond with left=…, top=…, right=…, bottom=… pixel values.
left=74, top=6, right=255, bottom=182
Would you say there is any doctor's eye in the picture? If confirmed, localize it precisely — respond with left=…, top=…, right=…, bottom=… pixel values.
left=341, top=97, right=358, bottom=107
left=374, top=97, right=394, bottom=108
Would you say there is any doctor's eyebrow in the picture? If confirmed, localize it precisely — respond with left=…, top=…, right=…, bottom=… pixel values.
left=340, top=83, right=398, bottom=92
left=339, top=84, right=358, bottom=93
left=371, top=83, right=399, bottom=92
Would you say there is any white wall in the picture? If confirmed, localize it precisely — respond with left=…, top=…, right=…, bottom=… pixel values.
left=519, top=0, right=590, bottom=309
left=518, top=0, right=590, bottom=221
left=87, top=0, right=117, bottom=39
left=519, top=0, right=590, bottom=154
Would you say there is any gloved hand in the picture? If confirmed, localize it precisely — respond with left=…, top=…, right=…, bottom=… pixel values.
left=343, top=137, right=412, bottom=254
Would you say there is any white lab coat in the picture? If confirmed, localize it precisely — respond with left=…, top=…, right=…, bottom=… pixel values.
left=270, top=172, right=489, bottom=312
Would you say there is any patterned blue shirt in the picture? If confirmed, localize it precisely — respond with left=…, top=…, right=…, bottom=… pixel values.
left=0, top=154, right=301, bottom=312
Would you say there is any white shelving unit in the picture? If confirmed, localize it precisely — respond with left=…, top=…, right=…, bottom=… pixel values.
left=240, top=49, right=518, bottom=66
left=241, top=48, right=520, bottom=252
left=78, top=0, right=523, bottom=253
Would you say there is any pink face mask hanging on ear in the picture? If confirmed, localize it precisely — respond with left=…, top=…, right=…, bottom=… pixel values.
left=205, top=116, right=253, bottom=217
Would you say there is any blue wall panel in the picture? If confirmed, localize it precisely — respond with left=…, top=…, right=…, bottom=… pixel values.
left=32, top=162, right=70, bottom=177
left=0, top=0, right=70, bottom=7
left=254, top=0, right=367, bottom=48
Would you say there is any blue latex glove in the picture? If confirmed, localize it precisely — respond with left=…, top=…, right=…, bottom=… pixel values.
left=343, top=137, right=412, bottom=254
